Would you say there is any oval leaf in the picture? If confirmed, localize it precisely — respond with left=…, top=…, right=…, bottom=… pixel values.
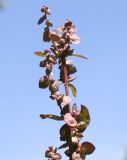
left=71, top=53, right=88, bottom=59
left=43, top=27, right=51, bottom=42
left=60, top=124, right=70, bottom=141
left=38, top=15, right=46, bottom=25
left=34, top=51, right=47, bottom=57
left=76, top=105, right=90, bottom=125
left=69, top=83, right=77, bottom=97
left=81, top=142, right=95, bottom=155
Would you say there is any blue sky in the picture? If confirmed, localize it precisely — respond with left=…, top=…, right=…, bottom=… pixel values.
left=0, top=0, right=127, bottom=160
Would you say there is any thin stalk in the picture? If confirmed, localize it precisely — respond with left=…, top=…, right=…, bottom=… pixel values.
left=62, top=57, right=69, bottom=97
left=51, top=41, right=69, bottom=97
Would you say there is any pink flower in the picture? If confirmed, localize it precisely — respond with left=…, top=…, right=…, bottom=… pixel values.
left=64, top=113, right=77, bottom=127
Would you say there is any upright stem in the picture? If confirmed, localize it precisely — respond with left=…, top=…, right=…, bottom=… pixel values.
left=52, top=41, right=69, bottom=97
left=62, top=57, right=74, bottom=160
left=62, top=57, right=69, bottom=96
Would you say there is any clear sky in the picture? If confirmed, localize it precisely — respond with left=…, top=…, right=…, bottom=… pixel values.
left=0, top=0, right=127, bottom=160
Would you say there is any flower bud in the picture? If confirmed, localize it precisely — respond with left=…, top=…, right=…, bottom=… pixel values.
left=49, top=146, right=57, bottom=153
left=52, top=153, right=62, bottom=160
left=41, top=6, right=51, bottom=15
left=65, top=20, right=73, bottom=27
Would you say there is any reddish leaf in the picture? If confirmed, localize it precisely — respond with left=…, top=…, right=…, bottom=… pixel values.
left=81, top=142, right=95, bottom=155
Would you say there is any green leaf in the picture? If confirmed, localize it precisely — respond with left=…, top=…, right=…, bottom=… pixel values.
left=58, top=143, right=68, bottom=149
left=64, top=150, right=71, bottom=157
left=61, top=105, right=69, bottom=115
left=50, top=34, right=60, bottom=42
left=68, top=83, right=77, bottom=97
left=67, top=66, right=77, bottom=75
left=76, top=105, right=90, bottom=125
left=38, top=15, right=46, bottom=25
left=81, top=142, right=95, bottom=155
left=76, top=121, right=87, bottom=133
left=60, top=124, right=70, bottom=141
left=71, top=53, right=88, bottom=59
left=40, top=114, right=63, bottom=121
left=34, top=52, right=47, bottom=57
